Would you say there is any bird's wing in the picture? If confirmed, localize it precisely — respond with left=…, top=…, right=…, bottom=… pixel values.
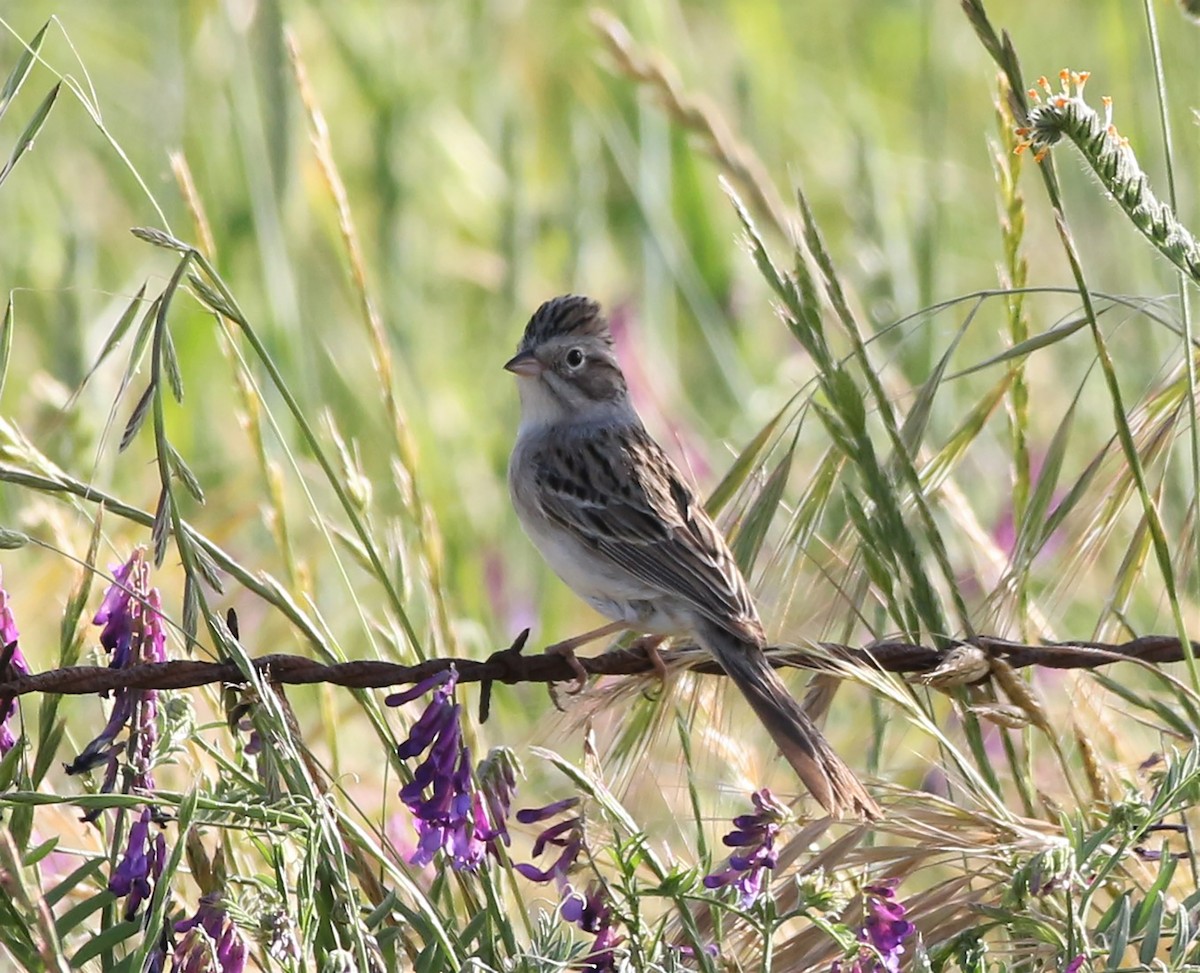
left=530, top=423, right=764, bottom=644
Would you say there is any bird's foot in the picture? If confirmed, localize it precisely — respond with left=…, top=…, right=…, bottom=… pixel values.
left=630, top=634, right=668, bottom=700
left=542, top=621, right=628, bottom=709
left=545, top=638, right=591, bottom=697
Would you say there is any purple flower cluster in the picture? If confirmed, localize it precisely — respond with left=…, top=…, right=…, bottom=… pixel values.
left=65, top=550, right=172, bottom=919
left=109, top=807, right=167, bottom=920
left=833, top=880, right=916, bottom=973
left=65, top=549, right=166, bottom=804
left=514, top=797, right=583, bottom=886
left=563, top=882, right=624, bottom=973
left=703, top=788, right=786, bottom=907
left=515, top=798, right=622, bottom=971
left=477, top=747, right=518, bottom=848
left=388, top=667, right=509, bottom=871
left=172, top=893, right=247, bottom=973
left=0, top=570, right=29, bottom=756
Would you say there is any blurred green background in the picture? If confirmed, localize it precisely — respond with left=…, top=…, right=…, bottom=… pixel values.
left=1, top=0, right=1199, bottom=821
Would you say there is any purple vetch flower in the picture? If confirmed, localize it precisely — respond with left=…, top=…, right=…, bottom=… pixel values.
left=581, top=925, right=623, bottom=973
left=513, top=797, right=583, bottom=887
left=236, top=718, right=262, bottom=756
left=1062, top=956, right=1086, bottom=973
left=389, top=666, right=495, bottom=871
left=173, top=893, right=248, bottom=973
left=560, top=879, right=610, bottom=931
left=66, top=549, right=166, bottom=810
left=93, top=553, right=139, bottom=666
left=0, top=571, right=29, bottom=756
left=562, top=882, right=624, bottom=973
left=703, top=788, right=786, bottom=908
left=832, top=880, right=916, bottom=973
left=108, top=806, right=167, bottom=920
left=515, top=800, right=624, bottom=970
left=476, top=747, right=519, bottom=847
left=568, top=882, right=625, bottom=972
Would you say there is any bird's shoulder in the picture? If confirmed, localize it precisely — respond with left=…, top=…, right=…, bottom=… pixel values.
left=528, top=421, right=691, bottom=528
left=527, top=421, right=764, bottom=642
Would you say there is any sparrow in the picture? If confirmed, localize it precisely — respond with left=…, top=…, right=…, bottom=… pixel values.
left=505, top=294, right=879, bottom=819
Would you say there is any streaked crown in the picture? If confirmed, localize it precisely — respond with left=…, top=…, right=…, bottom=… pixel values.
left=517, top=295, right=612, bottom=352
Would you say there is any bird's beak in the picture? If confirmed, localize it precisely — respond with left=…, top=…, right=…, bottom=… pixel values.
left=503, top=349, right=544, bottom=377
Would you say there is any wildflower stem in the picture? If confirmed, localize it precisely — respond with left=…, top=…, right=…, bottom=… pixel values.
left=1019, top=74, right=1200, bottom=285
left=759, top=898, right=775, bottom=973
left=1006, top=63, right=1200, bottom=693
left=1143, top=0, right=1200, bottom=641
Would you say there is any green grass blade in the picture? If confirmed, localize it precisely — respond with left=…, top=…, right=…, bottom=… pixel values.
left=0, top=82, right=59, bottom=188
left=0, top=296, right=10, bottom=401
left=0, top=20, right=49, bottom=124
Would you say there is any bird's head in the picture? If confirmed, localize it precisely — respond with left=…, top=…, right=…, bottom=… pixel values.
left=504, top=295, right=630, bottom=428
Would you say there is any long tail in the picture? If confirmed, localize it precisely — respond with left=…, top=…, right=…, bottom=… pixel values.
left=698, top=621, right=880, bottom=820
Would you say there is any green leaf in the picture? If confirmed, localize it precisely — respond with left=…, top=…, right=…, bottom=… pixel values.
left=0, top=82, right=60, bottom=188
left=1104, top=893, right=1131, bottom=968
left=21, top=836, right=58, bottom=867
left=54, top=883, right=113, bottom=939
left=900, top=304, right=973, bottom=455
left=31, top=715, right=64, bottom=790
left=1011, top=381, right=1081, bottom=567
left=75, top=284, right=148, bottom=394
left=460, top=910, right=489, bottom=954
left=706, top=400, right=789, bottom=516
left=45, top=857, right=104, bottom=909
left=60, top=509, right=103, bottom=667
left=1171, top=901, right=1195, bottom=965
left=0, top=890, right=38, bottom=970
left=118, top=294, right=161, bottom=400
left=729, top=446, right=791, bottom=574
left=0, top=296, right=12, bottom=401
left=0, top=21, right=50, bottom=124
left=70, top=919, right=141, bottom=966
left=191, top=543, right=224, bottom=592
left=919, top=375, right=1012, bottom=493
left=1139, top=890, right=1163, bottom=964
left=784, top=447, right=841, bottom=550
left=0, top=739, right=21, bottom=791
left=1091, top=672, right=1193, bottom=738
left=949, top=310, right=1095, bottom=380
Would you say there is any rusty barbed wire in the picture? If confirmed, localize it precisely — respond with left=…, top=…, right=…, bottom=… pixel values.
left=1, top=630, right=1194, bottom=724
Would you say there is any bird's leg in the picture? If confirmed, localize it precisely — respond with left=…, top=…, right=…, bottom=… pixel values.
left=545, top=621, right=627, bottom=695
left=629, top=634, right=669, bottom=683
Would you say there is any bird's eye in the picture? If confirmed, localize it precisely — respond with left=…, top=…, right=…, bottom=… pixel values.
left=565, top=348, right=585, bottom=369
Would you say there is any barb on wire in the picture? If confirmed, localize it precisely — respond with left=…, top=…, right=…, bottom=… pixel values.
left=0, top=631, right=1194, bottom=721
